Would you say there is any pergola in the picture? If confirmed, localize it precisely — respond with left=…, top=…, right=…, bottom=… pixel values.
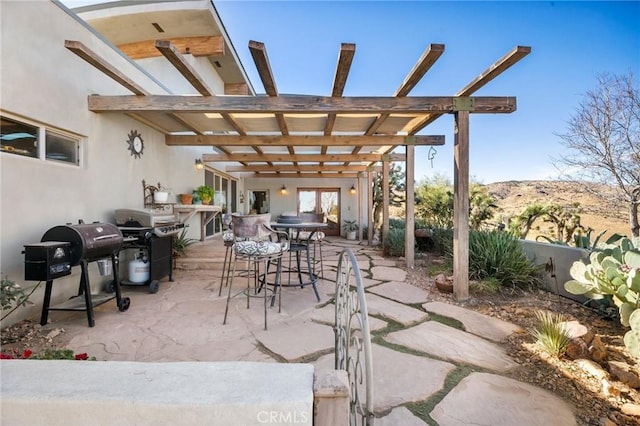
left=66, top=37, right=530, bottom=300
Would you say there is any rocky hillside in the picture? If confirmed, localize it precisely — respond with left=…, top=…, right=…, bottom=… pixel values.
left=483, top=180, right=630, bottom=240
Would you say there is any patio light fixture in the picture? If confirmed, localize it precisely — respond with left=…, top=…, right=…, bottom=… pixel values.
left=280, top=185, right=287, bottom=195
left=195, top=159, right=204, bottom=170
left=349, top=184, right=357, bottom=195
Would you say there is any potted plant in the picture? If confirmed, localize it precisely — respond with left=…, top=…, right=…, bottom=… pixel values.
left=195, top=185, right=214, bottom=205
left=342, top=219, right=358, bottom=240
left=153, top=184, right=171, bottom=203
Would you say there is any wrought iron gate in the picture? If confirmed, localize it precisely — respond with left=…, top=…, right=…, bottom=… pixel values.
left=334, top=248, right=374, bottom=425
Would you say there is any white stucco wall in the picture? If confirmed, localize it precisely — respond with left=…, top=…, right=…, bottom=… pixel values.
left=0, top=1, right=230, bottom=327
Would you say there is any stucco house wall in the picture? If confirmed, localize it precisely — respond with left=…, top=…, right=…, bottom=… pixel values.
left=0, top=1, right=228, bottom=327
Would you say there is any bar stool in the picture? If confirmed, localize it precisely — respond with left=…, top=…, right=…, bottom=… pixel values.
left=217, top=214, right=235, bottom=297
left=223, top=213, right=289, bottom=330
left=297, top=212, right=326, bottom=281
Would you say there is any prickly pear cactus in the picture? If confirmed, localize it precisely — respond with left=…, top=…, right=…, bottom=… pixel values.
left=565, top=237, right=640, bottom=358
left=624, top=310, right=640, bottom=359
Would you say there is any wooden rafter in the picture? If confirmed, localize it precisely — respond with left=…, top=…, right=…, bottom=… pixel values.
left=357, top=43, right=445, bottom=166
left=118, top=36, right=224, bottom=59
left=155, top=40, right=214, bottom=96
left=202, top=153, right=406, bottom=162
left=226, top=164, right=374, bottom=173
left=248, top=40, right=290, bottom=137
left=88, top=95, right=517, bottom=113
left=65, top=40, right=204, bottom=135
left=242, top=173, right=362, bottom=179
left=65, top=40, right=149, bottom=95
left=365, top=43, right=444, bottom=136
left=165, top=134, right=444, bottom=146
left=155, top=39, right=246, bottom=135
left=406, top=45, right=531, bottom=135
left=324, top=43, right=356, bottom=137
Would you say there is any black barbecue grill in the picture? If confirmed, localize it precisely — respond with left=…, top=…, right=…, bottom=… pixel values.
left=25, top=221, right=130, bottom=327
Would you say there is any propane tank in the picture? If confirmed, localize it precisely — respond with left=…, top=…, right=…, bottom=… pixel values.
left=128, top=251, right=149, bottom=283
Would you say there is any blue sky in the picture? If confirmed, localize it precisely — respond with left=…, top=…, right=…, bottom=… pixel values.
left=64, top=1, right=640, bottom=184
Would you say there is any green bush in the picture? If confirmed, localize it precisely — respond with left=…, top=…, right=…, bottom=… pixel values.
left=389, top=218, right=406, bottom=230
left=383, top=228, right=405, bottom=257
left=468, top=230, right=543, bottom=291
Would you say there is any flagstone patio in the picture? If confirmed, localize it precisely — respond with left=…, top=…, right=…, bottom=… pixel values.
left=28, top=235, right=578, bottom=425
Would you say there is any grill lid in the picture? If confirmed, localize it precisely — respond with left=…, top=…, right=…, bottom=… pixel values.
left=41, top=222, right=123, bottom=266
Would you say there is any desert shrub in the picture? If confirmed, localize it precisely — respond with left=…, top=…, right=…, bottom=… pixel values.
left=389, top=218, right=406, bottom=230
left=528, top=310, right=572, bottom=357
left=430, top=227, right=453, bottom=256
left=383, top=228, right=405, bottom=257
left=468, top=230, right=543, bottom=291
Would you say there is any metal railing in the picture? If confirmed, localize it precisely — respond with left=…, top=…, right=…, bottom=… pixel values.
left=334, top=248, right=374, bottom=425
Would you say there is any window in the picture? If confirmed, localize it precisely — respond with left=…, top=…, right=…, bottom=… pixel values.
left=46, top=131, right=79, bottom=165
left=1, top=115, right=80, bottom=166
left=0, top=116, right=38, bottom=158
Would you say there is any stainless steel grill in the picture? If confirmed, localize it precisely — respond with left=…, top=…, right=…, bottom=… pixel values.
left=114, top=209, right=177, bottom=293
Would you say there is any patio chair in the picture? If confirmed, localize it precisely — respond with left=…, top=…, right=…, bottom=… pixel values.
left=296, top=212, right=326, bottom=280
left=222, top=213, right=289, bottom=330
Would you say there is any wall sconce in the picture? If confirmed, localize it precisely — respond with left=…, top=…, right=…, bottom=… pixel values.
left=280, top=185, right=287, bottom=195
left=194, top=159, right=204, bottom=170
left=349, top=184, right=357, bottom=195
left=239, top=191, right=245, bottom=204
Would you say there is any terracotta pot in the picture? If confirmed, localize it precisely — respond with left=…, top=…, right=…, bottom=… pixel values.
left=180, top=194, right=193, bottom=204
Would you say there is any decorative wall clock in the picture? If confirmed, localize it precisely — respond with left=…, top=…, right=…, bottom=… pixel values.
left=127, top=130, right=144, bottom=159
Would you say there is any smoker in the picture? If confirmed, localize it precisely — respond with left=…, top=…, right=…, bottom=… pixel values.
left=114, top=208, right=183, bottom=293
left=25, top=221, right=130, bottom=328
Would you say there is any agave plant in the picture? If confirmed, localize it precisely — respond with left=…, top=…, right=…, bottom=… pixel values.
left=564, top=236, right=640, bottom=358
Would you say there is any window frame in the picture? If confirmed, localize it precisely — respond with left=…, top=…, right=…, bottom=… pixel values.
left=1, top=113, right=82, bottom=167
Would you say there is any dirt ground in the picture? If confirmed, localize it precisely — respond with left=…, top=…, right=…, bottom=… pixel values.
left=405, top=255, right=640, bottom=426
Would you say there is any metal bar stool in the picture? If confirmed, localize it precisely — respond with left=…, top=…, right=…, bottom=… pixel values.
left=297, top=213, right=326, bottom=281
left=217, top=214, right=235, bottom=297
left=222, top=213, right=288, bottom=330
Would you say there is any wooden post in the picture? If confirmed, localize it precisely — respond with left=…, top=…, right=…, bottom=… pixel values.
left=358, top=173, right=364, bottom=242
left=405, top=145, right=415, bottom=269
left=382, top=162, right=390, bottom=246
left=453, top=110, right=470, bottom=300
left=367, top=171, right=374, bottom=244
left=313, top=370, right=350, bottom=426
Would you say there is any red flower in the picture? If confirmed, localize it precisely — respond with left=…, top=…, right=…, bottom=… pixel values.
left=1, top=353, right=14, bottom=359
left=74, top=353, right=88, bottom=360
left=22, top=349, right=33, bottom=359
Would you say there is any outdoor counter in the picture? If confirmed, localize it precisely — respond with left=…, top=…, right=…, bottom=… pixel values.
left=174, top=204, right=222, bottom=241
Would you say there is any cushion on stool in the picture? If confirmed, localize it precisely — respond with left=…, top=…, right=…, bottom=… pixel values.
left=234, top=240, right=286, bottom=256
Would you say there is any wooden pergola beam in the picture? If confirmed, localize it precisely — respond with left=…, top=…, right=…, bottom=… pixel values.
left=241, top=173, right=362, bottom=179
left=155, top=40, right=214, bottom=96
left=202, top=153, right=406, bottom=162
left=65, top=40, right=149, bottom=95
left=165, top=134, right=444, bottom=146
left=88, top=95, right=517, bottom=114
left=249, top=40, right=290, bottom=137
left=155, top=39, right=251, bottom=140
left=118, top=36, right=224, bottom=59
left=324, top=43, right=356, bottom=137
left=226, top=164, right=373, bottom=173
left=407, top=45, right=531, bottom=134
left=365, top=43, right=445, bottom=136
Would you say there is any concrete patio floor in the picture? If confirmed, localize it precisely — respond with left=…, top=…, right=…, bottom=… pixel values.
left=40, top=235, right=578, bottom=425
